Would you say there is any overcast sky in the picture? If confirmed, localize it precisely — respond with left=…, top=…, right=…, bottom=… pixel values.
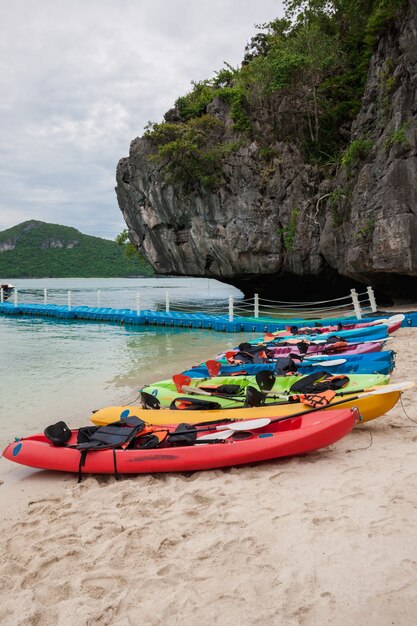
left=0, top=0, right=284, bottom=239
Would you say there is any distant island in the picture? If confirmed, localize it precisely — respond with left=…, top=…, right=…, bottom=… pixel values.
left=0, top=220, right=154, bottom=278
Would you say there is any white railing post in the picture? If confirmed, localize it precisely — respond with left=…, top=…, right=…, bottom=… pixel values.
left=228, top=296, right=234, bottom=322
left=367, top=286, right=377, bottom=313
left=136, top=292, right=141, bottom=315
left=14, top=288, right=18, bottom=307
left=350, top=288, right=362, bottom=319
left=0, top=288, right=3, bottom=303
left=254, top=293, right=259, bottom=318
left=68, top=290, right=72, bottom=311
left=97, top=289, right=101, bottom=308
left=165, top=290, right=170, bottom=313
left=44, top=288, right=48, bottom=305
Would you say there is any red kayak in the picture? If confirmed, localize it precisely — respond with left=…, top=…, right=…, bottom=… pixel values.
left=2, top=408, right=358, bottom=475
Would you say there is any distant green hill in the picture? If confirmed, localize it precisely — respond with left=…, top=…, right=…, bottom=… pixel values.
left=0, top=220, right=154, bottom=278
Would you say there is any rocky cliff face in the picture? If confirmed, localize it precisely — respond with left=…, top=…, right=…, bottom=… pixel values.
left=116, top=1, right=416, bottom=302
left=320, top=0, right=417, bottom=300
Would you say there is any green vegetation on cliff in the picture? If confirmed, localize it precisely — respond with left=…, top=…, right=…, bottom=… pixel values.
left=0, top=221, right=154, bottom=278
left=145, top=0, right=405, bottom=185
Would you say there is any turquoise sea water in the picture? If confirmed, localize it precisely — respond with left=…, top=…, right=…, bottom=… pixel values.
left=0, top=278, right=244, bottom=470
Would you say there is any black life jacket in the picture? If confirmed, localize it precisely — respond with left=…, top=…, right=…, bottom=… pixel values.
left=169, top=397, right=222, bottom=410
left=198, top=384, right=243, bottom=396
left=289, top=371, right=350, bottom=394
left=296, top=340, right=310, bottom=354
left=326, top=335, right=344, bottom=343
left=274, top=357, right=298, bottom=375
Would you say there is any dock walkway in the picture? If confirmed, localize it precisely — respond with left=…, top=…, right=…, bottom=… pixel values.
left=1, top=301, right=413, bottom=331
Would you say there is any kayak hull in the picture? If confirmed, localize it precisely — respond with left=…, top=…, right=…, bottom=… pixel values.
left=2, top=409, right=358, bottom=474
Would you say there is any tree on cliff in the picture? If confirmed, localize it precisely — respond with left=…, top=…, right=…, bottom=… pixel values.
left=144, top=0, right=406, bottom=183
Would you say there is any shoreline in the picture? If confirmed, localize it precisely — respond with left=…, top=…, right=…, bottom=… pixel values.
left=0, top=327, right=416, bottom=624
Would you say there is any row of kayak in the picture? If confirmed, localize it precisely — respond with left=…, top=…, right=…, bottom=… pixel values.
left=2, top=313, right=412, bottom=478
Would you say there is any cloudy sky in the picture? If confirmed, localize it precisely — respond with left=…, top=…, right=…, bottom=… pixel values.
left=0, top=0, right=284, bottom=239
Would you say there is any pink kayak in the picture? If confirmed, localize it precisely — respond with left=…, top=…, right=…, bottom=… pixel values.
left=221, top=340, right=386, bottom=364
left=267, top=314, right=404, bottom=340
left=267, top=339, right=386, bottom=358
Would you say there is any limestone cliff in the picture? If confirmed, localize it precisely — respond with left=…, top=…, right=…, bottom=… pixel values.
left=116, top=1, right=416, bottom=301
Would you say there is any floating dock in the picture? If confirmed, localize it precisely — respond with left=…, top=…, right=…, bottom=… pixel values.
left=0, top=302, right=413, bottom=332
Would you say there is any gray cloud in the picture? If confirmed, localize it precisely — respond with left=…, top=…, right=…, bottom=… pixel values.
left=0, top=0, right=283, bottom=238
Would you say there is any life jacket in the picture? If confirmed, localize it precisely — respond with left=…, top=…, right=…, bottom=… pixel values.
left=273, top=357, right=298, bottom=376
left=226, top=348, right=268, bottom=365
left=166, top=423, right=198, bottom=446
left=298, top=390, right=336, bottom=408
left=289, top=371, right=350, bottom=394
left=295, top=340, right=311, bottom=354
left=323, top=341, right=348, bottom=353
left=132, top=430, right=168, bottom=449
left=325, top=335, right=344, bottom=343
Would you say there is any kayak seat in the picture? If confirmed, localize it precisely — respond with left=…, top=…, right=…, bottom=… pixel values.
left=44, top=421, right=72, bottom=446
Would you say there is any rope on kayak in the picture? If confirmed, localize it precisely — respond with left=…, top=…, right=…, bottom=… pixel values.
left=345, top=429, right=373, bottom=453
left=123, top=393, right=142, bottom=406
left=400, top=395, right=417, bottom=425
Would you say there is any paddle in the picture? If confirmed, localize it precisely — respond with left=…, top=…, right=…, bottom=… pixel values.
left=173, top=374, right=247, bottom=403
left=369, top=314, right=404, bottom=326
left=387, top=313, right=405, bottom=325
left=197, top=418, right=272, bottom=441
left=204, top=357, right=347, bottom=378
left=167, top=381, right=414, bottom=440
left=262, top=336, right=392, bottom=347
left=239, top=381, right=414, bottom=424
left=173, top=373, right=192, bottom=393
left=206, top=360, right=222, bottom=377
left=161, top=417, right=273, bottom=442
left=308, top=337, right=391, bottom=346
left=144, top=382, right=414, bottom=446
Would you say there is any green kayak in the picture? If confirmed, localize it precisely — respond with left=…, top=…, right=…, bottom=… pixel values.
left=141, top=372, right=390, bottom=410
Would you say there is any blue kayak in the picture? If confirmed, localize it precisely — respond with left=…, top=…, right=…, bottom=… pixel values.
left=183, top=350, right=395, bottom=378
left=249, top=323, right=389, bottom=345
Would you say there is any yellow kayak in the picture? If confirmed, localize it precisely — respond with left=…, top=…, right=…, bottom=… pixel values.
left=90, top=382, right=414, bottom=427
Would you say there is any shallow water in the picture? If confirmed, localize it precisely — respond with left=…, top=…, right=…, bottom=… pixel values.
left=0, top=278, right=245, bottom=463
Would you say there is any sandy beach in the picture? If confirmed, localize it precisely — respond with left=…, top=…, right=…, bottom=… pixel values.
left=1, top=326, right=417, bottom=626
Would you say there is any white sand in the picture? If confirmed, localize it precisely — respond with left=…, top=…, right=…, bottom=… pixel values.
left=0, top=327, right=417, bottom=625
